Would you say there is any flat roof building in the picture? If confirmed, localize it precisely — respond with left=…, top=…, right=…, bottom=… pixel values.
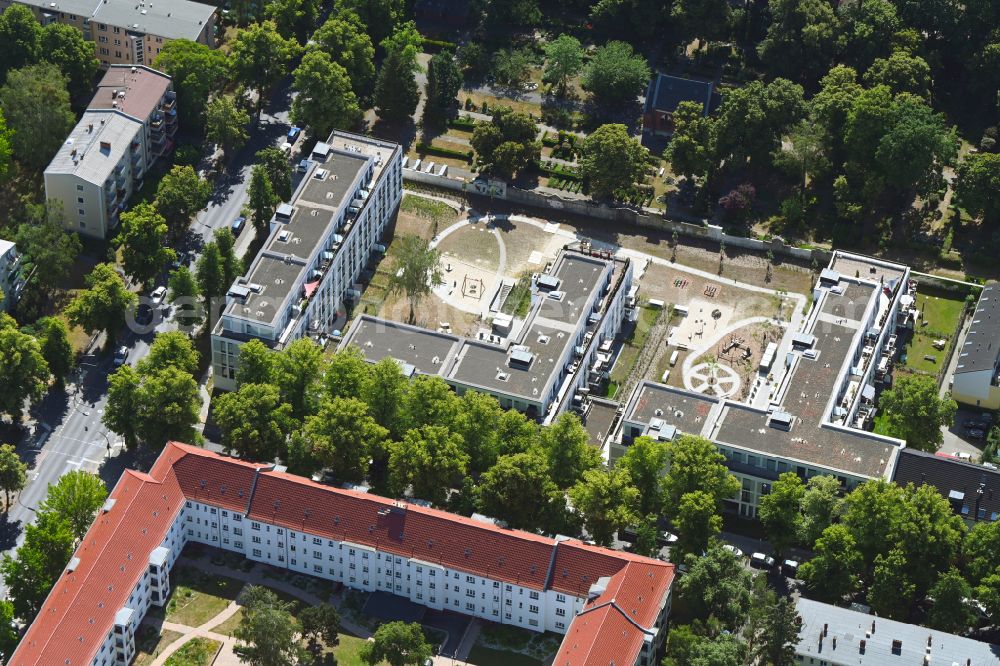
left=9, top=442, right=675, bottom=666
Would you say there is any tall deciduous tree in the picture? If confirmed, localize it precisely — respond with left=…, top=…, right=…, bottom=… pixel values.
left=470, top=106, right=540, bottom=179
left=264, top=0, right=320, bottom=43
left=422, top=51, right=462, bottom=129
left=928, top=568, right=975, bottom=632
left=256, top=147, right=293, bottom=201
left=0, top=62, right=76, bottom=169
left=236, top=339, right=275, bottom=388
left=799, top=475, right=843, bottom=544
left=0, top=109, right=11, bottom=180
left=713, top=78, right=806, bottom=171
left=155, top=165, right=210, bottom=239
left=299, top=603, right=340, bottom=657
left=864, top=49, right=933, bottom=98
left=15, top=201, right=82, bottom=294
left=569, top=467, right=639, bottom=546
left=0, top=5, right=41, bottom=81
left=360, top=621, right=432, bottom=666
left=0, top=444, right=27, bottom=513
left=616, top=436, right=669, bottom=516
left=477, top=452, right=557, bottom=530
left=117, top=203, right=176, bottom=287
left=40, top=23, right=99, bottom=104
left=455, top=391, right=503, bottom=476
left=580, top=123, right=649, bottom=200
left=230, top=21, right=301, bottom=115
left=963, top=520, right=1000, bottom=585
left=955, top=152, right=1000, bottom=227
left=214, top=383, right=293, bottom=461
left=543, top=34, right=583, bottom=94
left=65, top=265, right=136, bottom=345
left=34, top=317, right=74, bottom=384
left=867, top=547, right=914, bottom=619
left=581, top=41, right=650, bottom=108
left=138, top=331, right=200, bottom=375
left=291, top=49, right=361, bottom=136
left=401, top=375, right=461, bottom=433
left=758, top=472, right=805, bottom=556
left=153, top=39, right=230, bottom=129
left=387, top=235, right=443, bottom=322
left=234, top=586, right=307, bottom=666
left=799, top=524, right=861, bottom=602
left=673, top=490, right=723, bottom=562
left=373, top=22, right=421, bottom=124
left=540, top=413, right=600, bottom=489
left=205, top=94, right=250, bottom=159
left=324, top=346, right=372, bottom=401
left=678, top=541, right=753, bottom=631
left=312, top=12, right=376, bottom=98
left=757, top=0, right=840, bottom=84
left=0, top=511, right=74, bottom=619
left=248, top=164, right=279, bottom=237
left=168, top=267, right=203, bottom=332
left=664, top=101, right=715, bottom=183
left=38, top=470, right=107, bottom=541
left=663, top=435, right=740, bottom=514
left=877, top=374, right=956, bottom=451
left=388, top=425, right=469, bottom=505
left=273, top=338, right=324, bottom=418
left=196, top=241, right=226, bottom=307
left=365, top=356, right=407, bottom=436
left=304, top=397, right=387, bottom=482
left=334, top=0, right=404, bottom=49
left=0, top=316, right=48, bottom=420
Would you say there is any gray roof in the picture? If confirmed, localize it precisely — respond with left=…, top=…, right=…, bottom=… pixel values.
left=341, top=317, right=460, bottom=377
left=643, top=73, right=713, bottom=116
left=955, top=282, right=1000, bottom=375
left=892, top=448, right=1000, bottom=523
left=92, top=0, right=216, bottom=40
left=796, top=598, right=1000, bottom=665
left=16, top=0, right=102, bottom=19
left=623, top=381, right=718, bottom=438
left=45, top=110, right=141, bottom=185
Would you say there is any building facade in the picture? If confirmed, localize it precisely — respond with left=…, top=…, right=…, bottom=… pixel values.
left=0, top=239, right=25, bottom=312
left=44, top=65, right=176, bottom=238
left=951, top=282, right=1000, bottom=409
left=9, top=442, right=674, bottom=666
left=0, top=0, right=216, bottom=68
left=211, top=132, right=403, bottom=392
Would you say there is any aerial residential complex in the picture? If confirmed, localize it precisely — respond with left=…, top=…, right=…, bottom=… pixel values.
left=611, top=252, right=912, bottom=517
left=44, top=65, right=176, bottom=238
left=8, top=442, right=674, bottom=666
left=0, top=0, right=215, bottom=68
left=951, top=282, right=1000, bottom=409
left=342, top=247, right=633, bottom=423
left=211, top=132, right=403, bottom=391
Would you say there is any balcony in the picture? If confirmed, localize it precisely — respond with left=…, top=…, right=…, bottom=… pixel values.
left=160, top=92, right=176, bottom=111
left=150, top=113, right=164, bottom=129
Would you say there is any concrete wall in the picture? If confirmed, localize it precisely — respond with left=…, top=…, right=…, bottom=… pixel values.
left=402, top=170, right=830, bottom=266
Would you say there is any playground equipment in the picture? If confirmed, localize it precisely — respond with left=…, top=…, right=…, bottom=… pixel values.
left=722, top=335, right=753, bottom=361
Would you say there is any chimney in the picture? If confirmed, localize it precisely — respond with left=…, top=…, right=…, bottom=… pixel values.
left=871, top=620, right=876, bottom=634
left=823, top=623, right=828, bottom=637
left=832, top=637, right=837, bottom=649
left=860, top=639, right=866, bottom=654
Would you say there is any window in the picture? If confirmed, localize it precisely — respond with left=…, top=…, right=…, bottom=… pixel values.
left=466, top=602, right=475, bottom=611
left=556, top=594, right=566, bottom=603
left=529, top=605, right=538, bottom=614
left=493, top=581, right=500, bottom=588
left=78, top=208, right=86, bottom=215
left=251, top=522, right=261, bottom=530
left=466, top=590, right=475, bottom=598
left=556, top=608, right=565, bottom=616
left=529, top=619, right=538, bottom=627
left=556, top=621, right=565, bottom=630
left=529, top=591, right=539, bottom=600
left=98, top=35, right=108, bottom=42
left=252, top=548, right=261, bottom=557
left=313, top=537, right=322, bottom=545
left=466, top=575, right=475, bottom=583
left=233, top=528, right=243, bottom=536
left=77, top=197, right=84, bottom=203
left=252, top=536, right=261, bottom=544
left=77, top=185, right=84, bottom=191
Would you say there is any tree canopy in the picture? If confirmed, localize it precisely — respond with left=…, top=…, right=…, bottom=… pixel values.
left=876, top=374, right=956, bottom=451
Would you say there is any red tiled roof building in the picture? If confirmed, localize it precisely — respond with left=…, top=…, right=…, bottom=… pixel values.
left=10, top=443, right=674, bottom=666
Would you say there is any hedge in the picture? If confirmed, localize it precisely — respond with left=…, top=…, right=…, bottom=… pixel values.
left=416, top=143, right=473, bottom=161
left=449, top=117, right=477, bottom=131
left=421, top=37, right=456, bottom=53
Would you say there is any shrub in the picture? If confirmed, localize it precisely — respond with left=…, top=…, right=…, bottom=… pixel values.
left=415, top=143, right=473, bottom=161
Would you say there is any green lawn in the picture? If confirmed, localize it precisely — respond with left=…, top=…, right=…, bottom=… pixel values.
left=400, top=194, right=458, bottom=226
left=164, top=638, right=220, bottom=666
left=468, top=645, right=543, bottom=666
left=163, top=566, right=244, bottom=627
left=610, top=306, right=662, bottom=384
left=902, top=289, right=967, bottom=374
left=133, top=628, right=183, bottom=666
left=502, top=275, right=533, bottom=317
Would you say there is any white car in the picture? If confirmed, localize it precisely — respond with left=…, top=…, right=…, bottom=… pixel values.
left=150, top=285, right=167, bottom=305
left=660, top=531, right=679, bottom=544
left=112, top=345, right=129, bottom=367
left=722, top=544, right=744, bottom=559
left=750, top=552, right=776, bottom=569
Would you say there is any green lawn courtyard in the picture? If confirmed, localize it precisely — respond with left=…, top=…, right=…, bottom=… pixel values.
left=901, top=288, right=968, bottom=375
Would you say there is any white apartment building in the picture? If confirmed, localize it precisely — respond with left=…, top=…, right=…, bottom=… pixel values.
left=10, top=442, right=674, bottom=666
left=44, top=65, right=176, bottom=238
left=211, top=132, right=403, bottom=392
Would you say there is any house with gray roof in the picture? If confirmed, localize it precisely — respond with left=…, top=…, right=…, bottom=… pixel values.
left=951, top=282, right=1000, bottom=409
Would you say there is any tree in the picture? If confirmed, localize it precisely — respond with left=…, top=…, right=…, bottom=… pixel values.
left=877, top=374, right=956, bottom=451
left=616, top=436, right=668, bottom=516
left=955, top=152, right=1000, bottom=227
left=799, top=524, right=861, bottom=602
left=35, top=316, right=74, bottom=384
left=0, top=5, right=40, bottom=82
left=455, top=391, right=503, bottom=476
left=168, top=267, right=203, bottom=331
left=977, top=569, right=1000, bottom=621
left=663, top=435, right=740, bottom=514
left=963, top=520, right=1000, bottom=585
left=569, top=467, right=639, bottom=546
left=196, top=241, right=227, bottom=310
left=713, top=78, right=806, bottom=171
left=401, top=375, right=461, bottom=432
left=581, top=41, right=650, bottom=108
left=388, top=425, right=469, bottom=505
left=214, top=227, right=241, bottom=289
left=864, top=49, right=932, bottom=98
left=248, top=164, right=279, bottom=237
left=299, top=603, right=340, bottom=656
left=744, top=580, right=801, bottom=666
left=324, top=346, right=372, bottom=401
left=470, top=106, right=540, bottom=179
left=229, top=21, right=301, bottom=115
left=334, top=0, right=404, bottom=47
left=387, top=235, right=443, bottom=322
left=361, top=621, right=432, bottom=666
left=373, top=22, right=421, bottom=124
left=117, top=203, right=176, bottom=287
left=155, top=165, right=210, bottom=239
left=758, top=472, right=805, bottom=555
left=810, top=65, right=864, bottom=165
left=867, top=547, right=914, bottom=620
left=757, top=0, right=840, bottom=84
left=292, top=49, right=361, bottom=136
left=104, top=365, right=141, bottom=449
left=0, top=108, right=11, bottom=180
left=664, top=101, right=714, bottom=182
left=364, top=356, right=407, bottom=436
left=205, top=94, right=250, bottom=158
left=236, top=339, right=275, bottom=388
left=0, top=62, right=76, bottom=169
left=312, top=12, right=376, bottom=97
left=214, top=383, right=293, bottom=461
left=543, top=34, right=583, bottom=94
left=580, top=124, right=649, bottom=200
left=273, top=338, right=324, bottom=419
left=839, top=0, right=901, bottom=71
left=40, top=23, right=99, bottom=104
left=673, top=490, right=723, bottom=562
left=0, top=598, right=18, bottom=659
left=153, top=39, right=230, bottom=129
left=0, top=511, right=74, bottom=620
left=0, top=444, right=27, bottom=512
left=491, top=48, right=532, bottom=90
left=928, top=568, right=975, bottom=633
left=422, top=51, right=462, bottom=128
left=773, top=120, right=829, bottom=195
left=671, top=0, right=731, bottom=47
left=139, top=331, right=200, bottom=376
left=38, top=470, right=107, bottom=541
left=15, top=201, right=82, bottom=294
left=477, top=452, right=557, bottom=530
left=678, top=541, right=753, bottom=631
left=540, top=413, right=600, bottom=489
left=256, top=146, right=293, bottom=201
left=304, top=397, right=387, bottom=481
left=103, top=365, right=201, bottom=450
left=0, top=317, right=49, bottom=420
left=264, top=0, right=319, bottom=43
left=664, top=623, right=746, bottom=666
left=234, top=586, right=306, bottom=666
left=799, top=475, right=842, bottom=544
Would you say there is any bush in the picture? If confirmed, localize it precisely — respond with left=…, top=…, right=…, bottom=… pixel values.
left=449, top=116, right=477, bottom=131
left=422, top=37, right=457, bottom=53
left=415, top=142, right=473, bottom=161
left=174, top=144, right=201, bottom=167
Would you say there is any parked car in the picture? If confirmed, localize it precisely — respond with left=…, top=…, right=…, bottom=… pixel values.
left=722, top=544, right=744, bottom=559
left=231, top=216, right=246, bottom=236
left=967, top=430, right=985, bottom=440
left=150, top=286, right=167, bottom=305
left=113, top=345, right=129, bottom=367
left=658, top=531, right=679, bottom=545
left=781, top=559, right=801, bottom=578
left=287, top=126, right=301, bottom=143
left=134, top=303, right=154, bottom=327
left=750, top=552, right=776, bottom=570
